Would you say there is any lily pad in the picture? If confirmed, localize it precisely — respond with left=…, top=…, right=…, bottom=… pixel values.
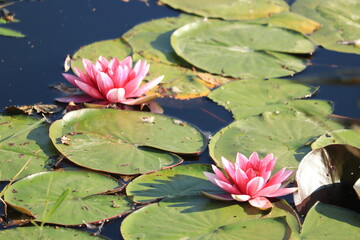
left=126, top=164, right=227, bottom=203
left=0, top=116, right=57, bottom=181
left=250, top=11, right=321, bottom=35
left=311, top=129, right=360, bottom=149
left=0, top=226, right=107, bottom=239
left=0, top=27, right=24, bottom=37
left=71, top=38, right=132, bottom=71
left=208, top=79, right=333, bottom=120
left=3, top=170, right=131, bottom=225
left=301, top=202, right=360, bottom=239
left=160, top=0, right=289, bottom=20
left=209, top=111, right=344, bottom=173
left=294, top=144, right=360, bottom=212
left=121, top=195, right=297, bottom=240
left=292, top=0, right=360, bottom=54
left=49, top=109, right=206, bottom=175
left=122, top=14, right=200, bottom=66
left=171, top=21, right=316, bottom=79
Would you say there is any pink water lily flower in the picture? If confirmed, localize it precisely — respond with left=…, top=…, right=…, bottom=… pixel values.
left=57, top=56, right=164, bottom=105
left=203, top=152, right=297, bottom=210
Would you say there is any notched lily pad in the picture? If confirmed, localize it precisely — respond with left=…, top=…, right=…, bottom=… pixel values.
left=3, top=170, right=131, bottom=225
left=209, top=111, right=344, bottom=174
left=208, top=79, right=333, bottom=120
left=0, top=115, right=57, bottom=181
left=171, top=21, right=316, bottom=79
left=49, top=109, right=206, bottom=175
left=159, top=0, right=289, bottom=20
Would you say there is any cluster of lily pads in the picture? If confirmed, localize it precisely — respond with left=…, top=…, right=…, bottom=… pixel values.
left=1, top=0, right=360, bottom=239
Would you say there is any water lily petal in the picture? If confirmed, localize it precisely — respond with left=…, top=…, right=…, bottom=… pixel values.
left=254, top=183, right=281, bottom=197
left=201, top=191, right=233, bottom=201
left=212, top=165, right=231, bottom=184
left=221, top=156, right=237, bottom=184
left=214, top=178, right=241, bottom=195
left=96, top=56, right=109, bottom=71
left=231, top=194, right=251, bottom=202
left=263, top=187, right=298, bottom=198
left=106, top=88, right=125, bottom=103
left=82, top=59, right=97, bottom=81
left=235, top=152, right=249, bottom=170
left=203, top=172, right=219, bottom=185
left=249, top=197, right=273, bottom=210
left=246, top=168, right=257, bottom=180
left=62, top=73, right=81, bottom=86
left=96, top=72, right=114, bottom=96
left=266, top=168, right=293, bottom=187
left=246, top=177, right=265, bottom=196
left=234, top=167, right=248, bottom=194
left=108, top=57, right=120, bottom=74
left=55, top=94, right=97, bottom=103
left=249, top=152, right=260, bottom=169
left=73, top=67, right=94, bottom=87
left=128, top=75, right=164, bottom=97
left=120, top=56, right=132, bottom=69
left=74, top=80, right=103, bottom=99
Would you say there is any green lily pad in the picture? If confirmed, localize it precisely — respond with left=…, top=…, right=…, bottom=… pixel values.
left=123, top=14, right=200, bottom=66
left=292, top=0, right=360, bottom=54
left=171, top=21, right=316, bottom=79
left=49, top=109, right=206, bottom=175
left=0, top=27, right=25, bottom=37
left=208, top=79, right=333, bottom=120
left=3, top=170, right=131, bottom=225
left=126, top=164, right=227, bottom=203
left=311, top=129, right=360, bottom=149
left=301, top=202, right=360, bottom=239
left=209, top=111, right=344, bottom=173
left=0, top=226, right=106, bottom=239
left=250, top=11, right=321, bottom=35
left=160, top=0, right=289, bottom=20
left=0, top=116, right=57, bottom=181
left=71, top=38, right=132, bottom=72
left=121, top=195, right=293, bottom=240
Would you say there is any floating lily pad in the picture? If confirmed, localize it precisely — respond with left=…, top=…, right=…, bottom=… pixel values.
left=209, top=111, right=344, bottom=173
left=121, top=195, right=295, bottom=240
left=49, top=109, right=206, bottom=175
left=250, top=11, right=321, bottom=35
left=208, top=79, right=333, bottom=119
left=160, top=0, right=289, bottom=20
left=0, top=116, right=57, bottom=181
left=0, top=226, right=106, bottom=239
left=171, top=21, right=316, bottom=79
left=311, top=129, right=360, bottom=149
left=71, top=38, right=132, bottom=71
left=4, top=170, right=131, bottom=225
left=123, top=14, right=200, bottom=66
left=126, top=164, right=227, bottom=203
left=301, top=202, right=360, bottom=239
left=292, top=0, right=360, bottom=54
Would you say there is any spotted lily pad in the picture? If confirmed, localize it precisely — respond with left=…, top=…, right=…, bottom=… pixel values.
left=171, top=21, right=316, bottom=79
left=71, top=38, right=132, bottom=72
left=121, top=195, right=297, bottom=240
left=301, top=202, right=360, bottom=239
left=292, top=0, right=360, bottom=54
left=126, top=164, right=227, bottom=203
left=209, top=111, right=344, bottom=173
left=0, top=116, right=57, bottom=181
left=160, top=0, right=289, bottom=20
left=208, top=79, right=333, bottom=119
left=49, top=109, right=206, bottom=175
left=0, top=226, right=107, bottom=239
left=3, top=170, right=131, bottom=225
left=311, top=129, right=360, bottom=149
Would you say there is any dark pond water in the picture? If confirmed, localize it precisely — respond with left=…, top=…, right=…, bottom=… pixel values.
left=0, top=0, right=359, bottom=239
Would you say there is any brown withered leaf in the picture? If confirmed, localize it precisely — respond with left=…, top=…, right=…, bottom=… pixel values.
left=50, top=83, right=82, bottom=95
left=5, top=104, right=62, bottom=115
left=64, top=54, right=71, bottom=72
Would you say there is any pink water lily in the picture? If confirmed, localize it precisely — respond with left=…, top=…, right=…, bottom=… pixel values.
left=203, top=152, right=297, bottom=210
left=57, top=56, right=164, bottom=105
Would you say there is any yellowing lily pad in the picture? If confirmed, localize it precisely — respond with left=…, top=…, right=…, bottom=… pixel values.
left=208, top=79, right=333, bottom=119
left=209, top=111, right=344, bottom=173
left=49, top=109, right=206, bottom=175
left=0, top=116, right=57, bottom=181
left=311, top=129, right=360, bottom=149
left=159, top=0, right=289, bottom=20
left=292, top=0, right=360, bottom=54
left=171, top=21, right=316, bottom=79
left=3, top=170, right=131, bottom=225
